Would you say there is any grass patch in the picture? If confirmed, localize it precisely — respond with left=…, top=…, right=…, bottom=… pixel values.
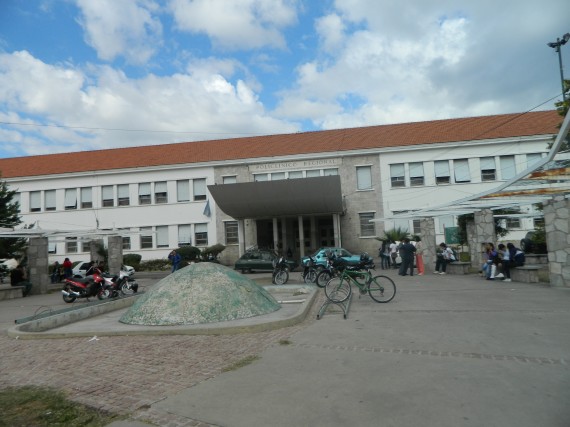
left=222, top=355, right=260, bottom=372
left=0, top=386, right=121, bottom=427
left=279, top=339, right=292, bottom=345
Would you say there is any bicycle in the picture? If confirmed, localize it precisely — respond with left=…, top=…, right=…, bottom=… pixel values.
left=324, top=265, right=396, bottom=304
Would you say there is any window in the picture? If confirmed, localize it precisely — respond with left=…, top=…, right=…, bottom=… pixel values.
left=30, top=191, right=41, bottom=212
left=195, top=223, right=208, bottom=246
left=438, top=215, right=454, bottom=233
left=48, top=242, right=57, bottom=254
left=154, top=181, right=168, bottom=204
left=223, top=176, right=237, bottom=184
left=193, top=179, right=207, bottom=201
left=526, top=153, right=543, bottom=169
left=45, top=190, right=56, bottom=211
left=177, top=180, right=190, bottom=202
left=140, top=227, right=153, bottom=249
left=500, top=156, right=516, bottom=180
left=480, top=157, right=496, bottom=181
left=413, top=219, right=421, bottom=234
left=225, top=221, right=239, bottom=244
left=271, top=172, right=286, bottom=180
left=288, top=171, right=303, bottom=179
left=533, top=217, right=545, bottom=228
left=122, top=237, right=131, bottom=250
left=409, top=162, right=424, bottom=186
left=64, top=188, right=77, bottom=210
left=156, top=225, right=169, bottom=248
left=306, top=170, right=320, bottom=178
left=117, top=184, right=130, bottom=206
left=390, top=164, right=405, bottom=187
left=81, top=187, right=92, bottom=209
left=178, top=225, right=192, bottom=246
left=102, top=185, right=114, bottom=207
left=434, top=160, right=450, bottom=185
left=254, top=174, right=268, bottom=181
left=506, top=218, right=521, bottom=229
left=323, top=168, right=338, bottom=176
left=139, top=183, right=151, bottom=205
left=453, top=159, right=471, bottom=183
left=359, top=212, right=376, bottom=237
left=65, top=237, right=78, bottom=253
left=356, top=166, right=372, bottom=190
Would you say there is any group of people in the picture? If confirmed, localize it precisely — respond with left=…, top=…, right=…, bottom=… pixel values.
left=379, top=236, right=426, bottom=277
left=50, top=257, right=74, bottom=283
left=481, top=242, right=525, bottom=281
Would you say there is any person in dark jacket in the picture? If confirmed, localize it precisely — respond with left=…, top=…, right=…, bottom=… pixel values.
left=398, top=238, right=416, bottom=276
left=168, top=250, right=182, bottom=272
left=10, top=264, right=32, bottom=297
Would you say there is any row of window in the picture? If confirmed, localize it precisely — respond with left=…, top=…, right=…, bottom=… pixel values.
left=20, top=179, right=208, bottom=213
left=252, top=168, right=339, bottom=182
left=53, top=221, right=239, bottom=254
left=389, top=154, right=543, bottom=188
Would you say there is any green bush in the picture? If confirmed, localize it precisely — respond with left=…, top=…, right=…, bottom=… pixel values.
left=176, top=246, right=201, bottom=261
left=139, top=259, right=171, bottom=271
left=123, top=253, right=142, bottom=268
left=201, top=243, right=226, bottom=257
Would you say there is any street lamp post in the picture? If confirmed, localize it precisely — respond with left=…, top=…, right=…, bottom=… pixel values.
left=548, top=33, right=570, bottom=103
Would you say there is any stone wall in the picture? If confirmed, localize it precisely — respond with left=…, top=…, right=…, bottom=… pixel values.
left=420, top=218, right=437, bottom=270
left=544, top=196, right=570, bottom=287
left=28, top=237, right=49, bottom=295
left=473, top=209, right=495, bottom=268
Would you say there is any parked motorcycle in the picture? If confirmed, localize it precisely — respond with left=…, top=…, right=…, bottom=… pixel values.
left=301, top=255, right=319, bottom=284
left=272, top=256, right=290, bottom=285
left=100, top=269, right=139, bottom=297
left=61, top=271, right=110, bottom=303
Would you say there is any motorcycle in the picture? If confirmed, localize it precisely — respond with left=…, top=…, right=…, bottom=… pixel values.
left=100, top=269, right=139, bottom=297
left=301, top=255, right=319, bottom=284
left=61, top=270, right=110, bottom=303
left=272, top=256, right=290, bottom=285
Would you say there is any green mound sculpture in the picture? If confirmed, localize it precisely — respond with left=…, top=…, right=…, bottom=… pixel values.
left=120, top=262, right=281, bottom=326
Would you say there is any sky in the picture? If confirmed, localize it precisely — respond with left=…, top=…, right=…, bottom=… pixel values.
left=0, top=0, right=569, bottom=159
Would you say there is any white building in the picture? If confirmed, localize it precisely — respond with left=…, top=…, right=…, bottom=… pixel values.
left=0, top=110, right=559, bottom=266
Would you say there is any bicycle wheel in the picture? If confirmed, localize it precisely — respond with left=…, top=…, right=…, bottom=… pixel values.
left=304, top=268, right=318, bottom=284
left=324, top=277, right=351, bottom=303
left=274, top=270, right=289, bottom=285
left=368, top=275, right=396, bottom=303
left=315, top=270, right=332, bottom=288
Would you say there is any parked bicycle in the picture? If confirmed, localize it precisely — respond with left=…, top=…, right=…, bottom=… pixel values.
left=315, top=251, right=343, bottom=287
left=302, top=255, right=319, bottom=284
left=324, top=258, right=396, bottom=304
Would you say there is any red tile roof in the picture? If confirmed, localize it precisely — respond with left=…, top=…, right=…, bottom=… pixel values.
left=0, top=110, right=561, bottom=179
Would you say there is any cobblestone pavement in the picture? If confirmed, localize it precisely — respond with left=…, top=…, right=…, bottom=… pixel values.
left=0, top=287, right=325, bottom=427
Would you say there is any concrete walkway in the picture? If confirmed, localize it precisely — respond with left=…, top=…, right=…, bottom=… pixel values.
left=1, top=269, right=569, bottom=426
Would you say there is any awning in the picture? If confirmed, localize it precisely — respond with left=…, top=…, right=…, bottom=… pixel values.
left=208, top=175, right=343, bottom=219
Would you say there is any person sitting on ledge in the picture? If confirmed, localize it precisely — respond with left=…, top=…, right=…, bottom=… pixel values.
left=10, top=264, right=32, bottom=297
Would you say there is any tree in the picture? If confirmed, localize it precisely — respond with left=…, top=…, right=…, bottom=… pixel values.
left=0, top=177, right=27, bottom=258
left=456, top=211, right=511, bottom=245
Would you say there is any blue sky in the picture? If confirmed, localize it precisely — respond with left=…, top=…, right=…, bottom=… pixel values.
left=0, top=0, right=569, bottom=158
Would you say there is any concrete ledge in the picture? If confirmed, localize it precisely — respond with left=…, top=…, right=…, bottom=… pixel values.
left=0, top=285, right=24, bottom=300
left=511, top=265, right=543, bottom=283
left=7, top=285, right=318, bottom=339
left=446, top=262, right=471, bottom=275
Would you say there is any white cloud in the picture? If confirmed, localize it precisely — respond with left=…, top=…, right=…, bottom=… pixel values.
left=76, top=0, right=163, bottom=64
left=168, top=0, right=298, bottom=50
left=315, top=14, right=346, bottom=54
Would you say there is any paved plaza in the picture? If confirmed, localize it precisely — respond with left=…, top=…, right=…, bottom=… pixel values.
left=1, top=268, right=569, bottom=426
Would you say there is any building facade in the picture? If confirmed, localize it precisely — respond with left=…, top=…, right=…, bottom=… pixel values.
left=0, top=111, right=559, bottom=266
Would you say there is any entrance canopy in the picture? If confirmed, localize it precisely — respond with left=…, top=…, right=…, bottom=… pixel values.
left=208, top=175, right=343, bottom=219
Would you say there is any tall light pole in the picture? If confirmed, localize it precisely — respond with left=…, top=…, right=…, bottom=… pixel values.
left=547, top=33, right=570, bottom=103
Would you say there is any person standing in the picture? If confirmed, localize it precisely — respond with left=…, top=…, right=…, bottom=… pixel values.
left=62, top=257, right=73, bottom=279
left=379, top=240, right=391, bottom=270
left=389, top=240, right=398, bottom=269
left=497, top=244, right=511, bottom=282
left=398, top=238, right=416, bottom=276
left=51, top=261, right=61, bottom=284
left=414, top=236, right=425, bottom=275
left=168, top=250, right=181, bottom=273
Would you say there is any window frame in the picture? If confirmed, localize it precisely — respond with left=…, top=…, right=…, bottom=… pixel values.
left=359, top=212, right=376, bottom=237
left=101, top=185, right=114, bottom=207
left=390, top=164, right=405, bottom=188
left=117, top=184, right=130, bottom=206
left=224, top=221, right=239, bottom=245
left=356, top=166, right=372, bottom=190
left=193, top=179, right=207, bottom=201
left=434, top=160, right=451, bottom=185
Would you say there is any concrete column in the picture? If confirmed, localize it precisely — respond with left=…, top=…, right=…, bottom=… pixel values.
left=107, top=235, right=123, bottom=274
left=27, top=237, right=49, bottom=295
left=466, top=220, right=477, bottom=269
left=298, top=215, right=305, bottom=259
left=544, top=196, right=570, bottom=287
left=89, top=239, right=104, bottom=264
left=333, top=214, right=341, bottom=247
left=281, top=219, right=287, bottom=255
left=420, top=218, right=437, bottom=271
left=474, top=209, right=495, bottom=268
left=238, top=219, right=246, bottom=256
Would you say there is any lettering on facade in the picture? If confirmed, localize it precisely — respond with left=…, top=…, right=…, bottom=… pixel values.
left=249, top=158, right=341, bottom=172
